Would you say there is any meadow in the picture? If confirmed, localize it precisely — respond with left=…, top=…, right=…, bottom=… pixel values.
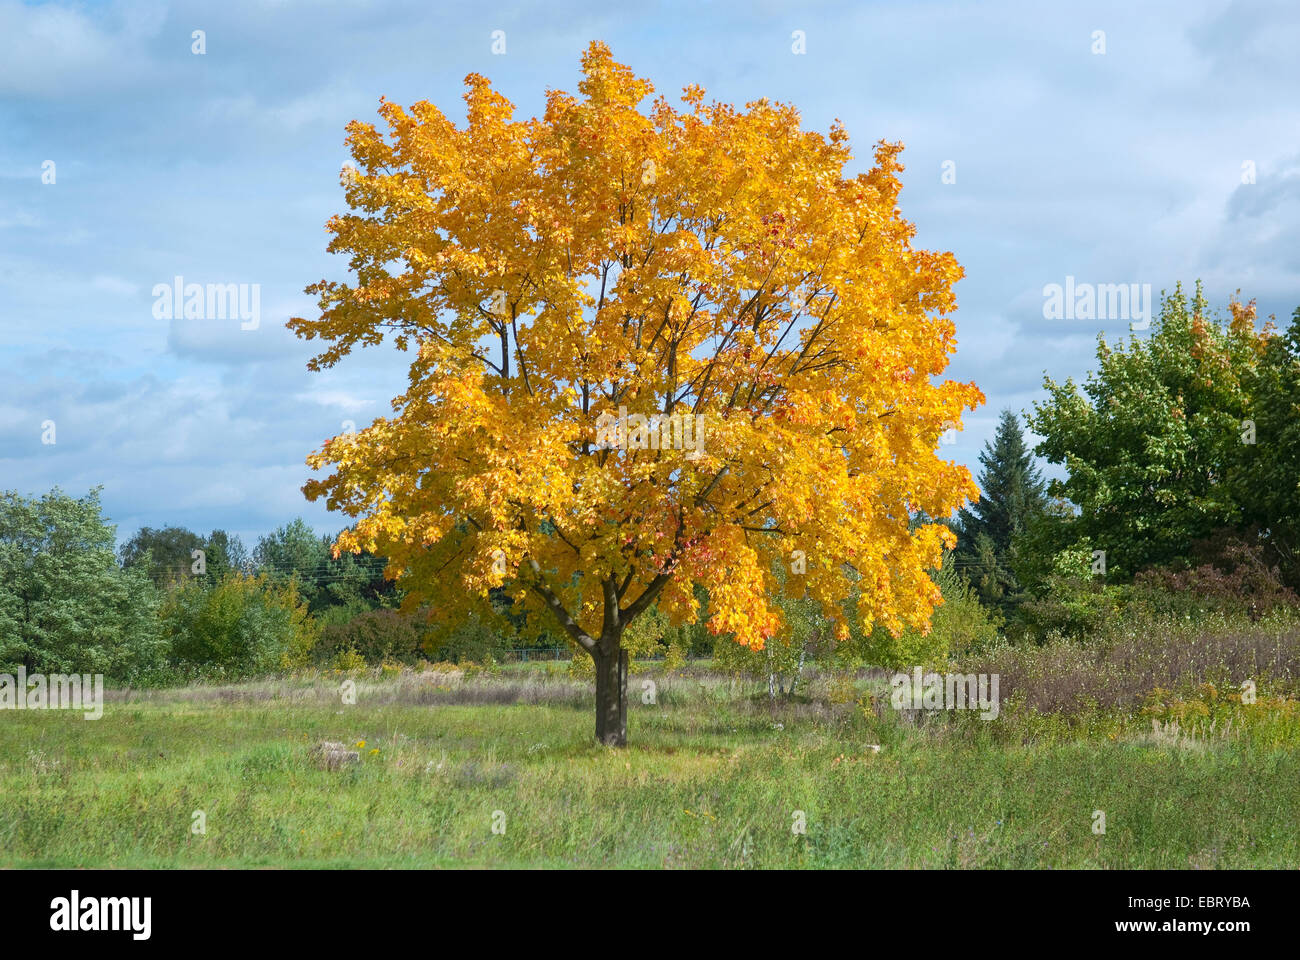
left=3, top=658, right=1297, bottom=869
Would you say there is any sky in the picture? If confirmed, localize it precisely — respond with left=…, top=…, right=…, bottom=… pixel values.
left=2, top=0, right=1298, bottom=550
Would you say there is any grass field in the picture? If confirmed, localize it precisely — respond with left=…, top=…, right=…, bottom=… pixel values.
left=2, top=664, right=1297, bottom=868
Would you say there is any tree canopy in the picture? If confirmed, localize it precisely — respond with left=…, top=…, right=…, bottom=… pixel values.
left=0, top=488, right=162, bottom=677
left=1027, top=284, right=1269, bottom=580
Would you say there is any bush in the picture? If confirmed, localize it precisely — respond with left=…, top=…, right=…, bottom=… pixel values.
left=320, top=609, right=425, bottom=665
left=1009, top=539, right=1299, bottom=644
left=930, top=565, right=1004, bottom=657
left=1129, top=538, right=1298, bottom=620
left=161, top=572, right=317, bottom=678
left=330, top=647, right=368, bottom=672
left=958, top=616, right=1300, bottom=716
left=839, top=563, right=1002, bottom=667
left=1009, top=546, right=1123, bottom=642
left=425, top=612, right=510, bottom=663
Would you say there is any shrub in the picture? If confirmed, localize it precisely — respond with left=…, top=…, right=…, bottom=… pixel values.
left=161, top=572, right=317, bottom=677
left=958, top=617, right=1300, bottom=715
left=320, top=608, right=425, bottom=665
left=426, top=612, right=509, bottom=663
left=1009, top=538, right=1299, bottom=644
left=928, top=564, right=1003, bottom=657
left=1129, top=538, right=1298, bottom=620
left=840, top=563, right=1002, bottom=667
left=330, top=647, right=367, bottom=672
left=1009, top=546, right=1123, bottom=642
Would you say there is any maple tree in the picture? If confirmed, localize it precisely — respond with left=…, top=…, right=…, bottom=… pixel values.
left=290, top=43, right=982, bottom=745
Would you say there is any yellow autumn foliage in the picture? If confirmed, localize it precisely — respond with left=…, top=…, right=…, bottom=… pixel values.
left=290, top=43, right=982, bottom=658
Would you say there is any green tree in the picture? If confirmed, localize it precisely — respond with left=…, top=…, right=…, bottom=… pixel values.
left=959, top=532, right=1016, bottom=610
left=1026, top=284, right=1264, bottom=580
left=253, top=518, right=327, bottom=582
left=1237, top=304, right=1300, bottom=582
left=712, top=589, right=827, bottom=701
left=203, top=529, right=250, bottom=580
left=254, top=518, right=395, bottom=618
left=119, top=525, right=204, bottom=585
left=121, top=525, right=252, bottom=586
left=952, top=408, right=1047, bottom=610
left=310, top=539, right=397, bottom=619
left=0, top=488, right=164, bottom=679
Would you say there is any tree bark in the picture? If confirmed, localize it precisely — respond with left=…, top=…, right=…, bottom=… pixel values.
left=593, top=638, right=628, bottom=747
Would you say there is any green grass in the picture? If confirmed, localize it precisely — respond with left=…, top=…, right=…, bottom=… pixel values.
left=1, top=668, right=1296, bottom=868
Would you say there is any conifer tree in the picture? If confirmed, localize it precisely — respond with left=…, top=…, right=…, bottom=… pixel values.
left=954, top=409, right=1047, bottom=609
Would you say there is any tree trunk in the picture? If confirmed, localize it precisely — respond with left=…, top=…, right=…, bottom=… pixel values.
left=593, top=639, right=628, bottom=747
left=787, top=643, right=809, bottom=699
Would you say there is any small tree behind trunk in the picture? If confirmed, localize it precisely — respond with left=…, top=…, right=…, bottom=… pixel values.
left=768, top=634, right=811, bottom=703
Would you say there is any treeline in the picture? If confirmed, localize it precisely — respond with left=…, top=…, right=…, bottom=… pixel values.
left=4, top=283, right=1297, bottom=685
left=0, top=496, right=574, bottom=683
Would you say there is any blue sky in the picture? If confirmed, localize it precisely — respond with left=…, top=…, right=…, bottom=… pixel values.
left=2, top=0, right=1298, bottom=549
